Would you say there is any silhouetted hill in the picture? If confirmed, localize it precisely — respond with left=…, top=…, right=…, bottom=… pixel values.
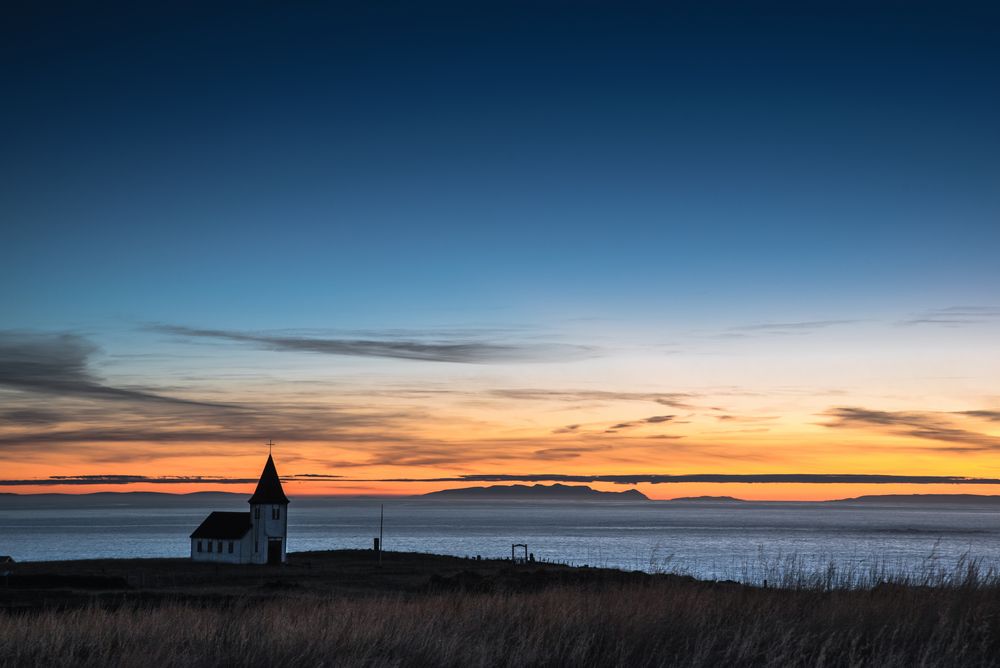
left=7, top=491, right=1000, bottom=506
left=829, top=494, right=1000, bottom=505
left=422, top=483, right=648, bottom=501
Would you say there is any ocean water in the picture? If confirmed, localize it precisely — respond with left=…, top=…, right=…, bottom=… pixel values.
left=3, top=494, right=1000, bottom=582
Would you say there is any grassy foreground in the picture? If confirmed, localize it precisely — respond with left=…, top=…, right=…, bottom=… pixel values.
left=3, top=551, right=1000, bottom=667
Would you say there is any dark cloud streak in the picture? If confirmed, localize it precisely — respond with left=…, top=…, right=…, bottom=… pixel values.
left=0, top=332, right=233, bottom=408
left=824, top=407, right=1000, bottom=450
left=899, top=306, right=1000, bottom=327
left=605, top=414, right=674, bottom=432
left=9, top=473, right=1000, bottom=488
left=959, top=410, right=1000, bottom=422
left=488, top=389, right=693, bottom=408
left=729, top=320, right=859, bottom=333
left=150, top=324, right=595, bottom=364
left=351, top=473, right=1000, bottom=485
left=0, top=474, right=343, bottom=486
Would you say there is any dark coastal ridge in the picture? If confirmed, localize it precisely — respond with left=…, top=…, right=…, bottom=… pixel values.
left=829, top=494, right=1000, bottom=505
left=420, top=483, right=648, bottom=500
left=6, top=490, right=1000, bottom=505
left=418, top=488, right=1000, bottom=505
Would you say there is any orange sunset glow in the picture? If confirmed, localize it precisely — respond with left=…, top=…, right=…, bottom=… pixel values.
left=3, top=324, right=999, bottom=500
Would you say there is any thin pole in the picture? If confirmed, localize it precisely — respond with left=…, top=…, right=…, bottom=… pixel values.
left=379, top=504, right=384, bottom=565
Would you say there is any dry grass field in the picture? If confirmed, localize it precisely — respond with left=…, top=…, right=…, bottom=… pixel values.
left=3, top=551, right=1000, bottom=667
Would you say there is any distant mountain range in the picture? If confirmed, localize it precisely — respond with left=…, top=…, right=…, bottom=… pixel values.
left=658, top=494, right=1000, bottom=505
left=829, top=494, right=1000, bottom=505
left=5, top=490, right=1000, bottom=505
left=666, top=496, right=745, bottom=503
left=421, top=483, right=649, bottom=501
left=420, top=488, right=1000, bottom=504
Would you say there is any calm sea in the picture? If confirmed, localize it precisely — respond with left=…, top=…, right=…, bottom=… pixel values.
left=3, top=494, right=1000, bottom=582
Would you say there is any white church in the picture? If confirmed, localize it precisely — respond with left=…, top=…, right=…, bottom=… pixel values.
left=190, top=453, right=289, bottom=564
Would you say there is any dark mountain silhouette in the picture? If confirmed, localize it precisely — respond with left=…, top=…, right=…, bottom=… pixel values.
left=6, top=491, right=1000, bottom=506
left=422, top=483, right=648, bottom=501
left=829, top=494, right=1000, bottom=505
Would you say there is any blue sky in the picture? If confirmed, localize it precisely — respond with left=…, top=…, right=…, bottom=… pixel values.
left=4, top=1, right=998, bottom=329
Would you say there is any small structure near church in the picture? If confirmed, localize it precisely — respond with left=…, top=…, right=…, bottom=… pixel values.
left=190, top=451, right=290, bottom=565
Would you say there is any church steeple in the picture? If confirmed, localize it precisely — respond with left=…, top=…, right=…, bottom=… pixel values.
left=248, top=453, right=289, bottom=505
left=191, top=449, right=289, bottom=564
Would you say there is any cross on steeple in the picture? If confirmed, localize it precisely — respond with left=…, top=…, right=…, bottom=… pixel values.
left=266, top=439, right=275, bottom=455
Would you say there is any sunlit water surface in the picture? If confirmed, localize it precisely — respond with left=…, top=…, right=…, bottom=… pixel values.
left=4, top=495, right=1000, bottom=582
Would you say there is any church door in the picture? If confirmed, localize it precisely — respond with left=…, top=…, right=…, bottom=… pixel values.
left=267, top=538, right=282, bottom=565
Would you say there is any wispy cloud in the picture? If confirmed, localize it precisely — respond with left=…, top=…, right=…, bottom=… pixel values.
left=728, top=320, right=859, bottom=335
left=605, top=414, right=675, bottom=432
left=150, top=324, right=596, bottom=364
left=365, top=386, right=699, bottom=410
left=823, top=407, right=1000, bottom=450
left=487, top=389, right=694, bottom=408
left=0, top=391, right=432, bottom=467
left=713, top=413, right=778, bottom=423
left=0, top=332, right=230, bottom=408
left=643, top=415, right=674, bottom=423
left=0, top=407, right=66, bottom=425
left=0, top=417, right=415, bottom=448
left=532, top=446, right=604, bottom=460
left=0, top=332, right=450, bottom=459
left=958, top=410, right=1000, bottom=422
left=899, top=306, right=1000, bottom=327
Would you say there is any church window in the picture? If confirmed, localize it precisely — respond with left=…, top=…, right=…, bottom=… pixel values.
left=197, top=541, right=202, bottom=552
left=217, top=541, right=222, bottom=552
left=272, top=507, right=280, bottom=520
left=207, top=541, right=213, bottom=553
left=228, top=541, right=234, bottom=553
left=254, top=507, right=260, bottom=520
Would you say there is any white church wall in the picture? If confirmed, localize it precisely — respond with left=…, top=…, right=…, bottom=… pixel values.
left=250, top=503, right=288, bottom=564
left=190, top=536, right=246, bottom=563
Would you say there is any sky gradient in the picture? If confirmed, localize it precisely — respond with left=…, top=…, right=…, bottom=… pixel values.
left=2, top=1, right=999, bottom=499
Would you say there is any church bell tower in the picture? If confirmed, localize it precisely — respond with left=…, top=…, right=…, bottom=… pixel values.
left=248, top=446, right=289, bottom=565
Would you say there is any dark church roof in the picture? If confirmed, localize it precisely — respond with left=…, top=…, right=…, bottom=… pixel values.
left=248, top=454, right=290, bottom=505
left=190, top=511, right=251, bottom=539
